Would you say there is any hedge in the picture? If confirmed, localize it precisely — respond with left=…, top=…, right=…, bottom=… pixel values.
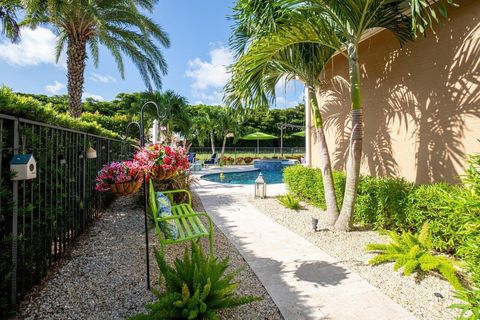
left=283, top=165, right=480, bottom=255
left=0, top=86, right=119, bottom=138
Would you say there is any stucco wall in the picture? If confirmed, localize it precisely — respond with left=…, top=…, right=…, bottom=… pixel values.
left=310, top=0, right=480, bottom=184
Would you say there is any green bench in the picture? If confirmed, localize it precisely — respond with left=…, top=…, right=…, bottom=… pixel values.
left=149, top=183, right=214, bottom=255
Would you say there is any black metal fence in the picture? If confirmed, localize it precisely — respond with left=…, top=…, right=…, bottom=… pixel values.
left=0, top=114, right=134, bottom=315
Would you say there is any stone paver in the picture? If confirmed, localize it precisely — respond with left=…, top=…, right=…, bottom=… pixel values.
left=193, top=167, right=415, bottom=320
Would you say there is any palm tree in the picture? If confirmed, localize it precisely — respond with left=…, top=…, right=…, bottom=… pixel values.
left=146, top=90, right=191, bottom=139
left=228, top=0, right=453, bottom=231
left=0, top=0, right=20, bottom=42
left=225, top=40, right=341, bottom=223
left=22, top=0, right=170, bottom=117
left=216, top=107, right=241, bottom=160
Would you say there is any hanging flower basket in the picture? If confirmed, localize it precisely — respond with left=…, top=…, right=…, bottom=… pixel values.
left=134, top=144, right=190, bottom=181
left=110, top=178, right=143, bottom=196
left=95, top=161, right=143, bottom=196
left=153, top=166, right=176, bottom=181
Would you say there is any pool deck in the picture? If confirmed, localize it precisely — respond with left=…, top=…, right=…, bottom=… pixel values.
left=193, top=166, right=415, bottom=320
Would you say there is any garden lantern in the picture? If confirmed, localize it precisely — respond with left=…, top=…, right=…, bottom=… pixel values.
left=10, top=154, right=36, bottom=180
left=254, top=172, right=266, bottom=198
left=86, top=146, right=97, bottom=159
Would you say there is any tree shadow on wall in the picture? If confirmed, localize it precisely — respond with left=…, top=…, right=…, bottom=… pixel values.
left=320, top=16, right=480, bottom=184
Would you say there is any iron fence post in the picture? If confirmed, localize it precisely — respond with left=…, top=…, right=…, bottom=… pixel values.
left=11, top=118, right=19, bottom=306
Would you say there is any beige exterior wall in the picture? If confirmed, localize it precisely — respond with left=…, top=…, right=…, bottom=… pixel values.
left=310, top=0, right=480, bottom=184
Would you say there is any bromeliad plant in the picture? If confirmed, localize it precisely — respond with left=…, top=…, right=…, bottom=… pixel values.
left=129, top=242, right=260, bottom=319
left=94, top=160, right=143, bottom=192
left=276, top=194, right=302, bottom=210
left=365, top=222, right=463, bottom=290
left=134, top=144, right=190, bottom=180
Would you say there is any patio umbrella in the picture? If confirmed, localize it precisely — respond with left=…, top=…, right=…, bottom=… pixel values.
left=291, top=131, right=306, bottom=137
left=241, top=131, right=278, bottom=154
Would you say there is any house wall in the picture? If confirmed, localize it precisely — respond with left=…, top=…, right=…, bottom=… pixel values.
left=310, top=0, right=480, bottom=184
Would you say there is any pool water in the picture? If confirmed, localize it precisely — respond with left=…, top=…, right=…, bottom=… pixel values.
left=202, top=169, right=284, bottom=185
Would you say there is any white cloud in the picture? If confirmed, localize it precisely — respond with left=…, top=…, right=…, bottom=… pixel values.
left=186, top=44, right=233, bottom=105
left=0, top=27, right=66, bottom=67
left=89, top=72, right=116, bottom=83
left=83, top=92, right=104, bottom=101
left=45, top=81, right=66, bottom=95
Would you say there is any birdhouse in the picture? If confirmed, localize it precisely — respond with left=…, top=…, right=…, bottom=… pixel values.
left=254, top=172, right=266, bottom=198
left=10, top=154, right=37, bottom=180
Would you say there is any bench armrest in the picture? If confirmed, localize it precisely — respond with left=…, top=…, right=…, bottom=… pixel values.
left=161, top=189, right=192, bottom=206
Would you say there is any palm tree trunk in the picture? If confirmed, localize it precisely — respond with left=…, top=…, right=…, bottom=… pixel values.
left=311, top=87, right=339, bottom=226
left=335, top=43, right=364, bottom=231
left=220, top=136, right=227, bottom=159
left=210, top=132, right=216, bottom=154
left=66, top=36, right=87, bottom=118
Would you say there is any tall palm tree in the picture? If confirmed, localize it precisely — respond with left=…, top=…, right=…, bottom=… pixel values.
left=0, top=0, right=20, bottom=42
left=225, top=40, right=341, bottom=223
left=23, top=0, right=170, bottom=117
left=228, top=0, right=454, bottom=231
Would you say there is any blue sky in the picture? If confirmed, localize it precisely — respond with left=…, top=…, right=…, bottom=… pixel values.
left=0, top=0, right=303, bottom=107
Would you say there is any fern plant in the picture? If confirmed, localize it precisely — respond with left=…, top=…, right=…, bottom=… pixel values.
left=365, top=222, right=463, bottom=290
left=276, top=194, right=301, bottom=210
left=129, top=241, right=260, bottom=319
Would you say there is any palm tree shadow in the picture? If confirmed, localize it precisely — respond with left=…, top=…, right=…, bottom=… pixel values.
left=319, top=12, right=480, bottom=183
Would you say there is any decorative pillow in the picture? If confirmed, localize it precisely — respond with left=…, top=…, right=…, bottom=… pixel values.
left=156, top=192, right=178, bottom=240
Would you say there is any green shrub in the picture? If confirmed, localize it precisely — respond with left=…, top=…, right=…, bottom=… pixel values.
left=283, top=165, right=345, bottom=209
left=404, top=184, right=480, bottom=253
left=130, top=242, right=260, bottom=319
left=0, top=86, right=118, bottom=138
left=276, top=194, right=301, bottom=210
left=366, top=223, right=463, bottom=290
left=451, top=235, right=480, bottom=320
left=284, top=165, right=480, bottom=255
left=355, top=176, right=413, bottom=230
left=464, top=153, right=480, bottom=196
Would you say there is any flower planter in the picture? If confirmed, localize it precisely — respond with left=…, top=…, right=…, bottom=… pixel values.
left=153, top=167, right=176, bottom=181
left=110, top=178, right=143, bottom=196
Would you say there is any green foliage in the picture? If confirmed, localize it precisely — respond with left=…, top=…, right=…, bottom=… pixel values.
left=355, top=176, right=414, bottom=230
left=283, top=165, right=345, bottom=209
left=130, top=242, right=260, bottom=319
left=276, top=194, right=301, bottom=210
left=0, top=87, right=118, bottom=138
left=284, top=165, right=480, bottom=255
left=451, top=235, right=480, bottom=319
left=405, top=183, right=480, bottom=253
left=186, top=104, right=305, bottom=149
left=366, top=223, right=463, bottom=290
left=464, top=153, right=480, bottom=197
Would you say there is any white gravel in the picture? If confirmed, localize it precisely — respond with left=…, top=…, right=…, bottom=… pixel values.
left=14, top=192, right=281, bottom=320
left=250, top=197, right=462, bottom=320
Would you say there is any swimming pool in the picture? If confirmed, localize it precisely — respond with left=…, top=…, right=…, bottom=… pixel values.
left=201, top=169, right=284, bottom=185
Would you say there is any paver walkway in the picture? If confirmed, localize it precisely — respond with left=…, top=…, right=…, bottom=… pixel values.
left=194, top=168, right=415, bottom=320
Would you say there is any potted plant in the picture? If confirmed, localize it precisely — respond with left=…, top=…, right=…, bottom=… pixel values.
left=95, top=160, right=143, bottom=196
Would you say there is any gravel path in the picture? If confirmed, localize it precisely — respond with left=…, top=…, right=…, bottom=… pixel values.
left=15, top=192, right=281, bottom=320
left=250, top=197, right=462, bottom=320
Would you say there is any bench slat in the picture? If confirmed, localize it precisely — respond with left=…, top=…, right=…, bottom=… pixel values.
left=172, top=215, right=186, bottom=239
left=193, top=215, right=208, bottom=234
left=179, top=205, right=203, bottom=235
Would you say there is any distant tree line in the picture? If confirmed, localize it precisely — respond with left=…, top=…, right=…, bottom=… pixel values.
left=15, top=91, right=306, bottom=148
